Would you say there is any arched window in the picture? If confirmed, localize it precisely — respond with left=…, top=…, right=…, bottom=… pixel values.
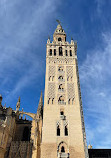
left=65, top=126, right=68, bottom=136
left=60, top=111, right=64, bottom=115
left=72, top=98, right=74, bottom=104
left=58, top=96, right=64, bottom=102
left=67, top=77, right=69, bottom=81
left=48, top=98, right=50, bottom=104
left=68, top=99, right=70, bottom=104
left=58, top=84, right=64, bottom=91
left=58, top=67, right=63, bottom=72
left=70, top=50, right=72, bottom=56
left=71, top=76, right=72, bottom=81
left=52, top=76, right=54, bottom=81
left=49, top=76, right=51, bottom=81
left=57, top=125, right=60, bottom=136
left=58, top=76, right=63, bottom=81
left=52, top=98, right=54, bottom=104
left=54, top=49, right=56, bottom=56
left=58, top=96, right=65, bottom=105
left=58, top=37, right=62, bottom=41
left=59, top=47, right=63, bottom=56
left=61, top=146, right=65, bottom=152
left=58, top=84, right=61, bottom=90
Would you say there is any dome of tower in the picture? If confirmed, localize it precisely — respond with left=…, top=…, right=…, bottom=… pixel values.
left=54, top=24, right=66, bottom=35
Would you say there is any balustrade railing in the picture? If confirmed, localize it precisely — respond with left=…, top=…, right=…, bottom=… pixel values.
left=58, top=101, right=66, bottom=105
left=58, top=153, right=69, bottom=158
left=58, top=89, right=65, bottom=92
left=58, top=79, right=65, bottom=82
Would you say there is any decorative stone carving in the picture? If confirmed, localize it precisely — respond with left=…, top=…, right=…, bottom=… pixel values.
left=48, top=83, right=55, bottom=98
left=67, top=83, right=75, bottom=99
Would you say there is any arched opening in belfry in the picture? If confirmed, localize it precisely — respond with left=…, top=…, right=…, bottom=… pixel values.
left=70, top=50, right=72, bottom=56
left=49, top=49, right=52, bottom=56
left=22, top=126, right=30, bottom=141
left=54, top=49, right=56, bottom=56
left=66, top=50, right=68, bottom=56
left=59, top=47, right=63, bottom=56
left=61, top=146, right=65, bottom=152
left=57, top=125, right=60, bottom=136
left=58, top=37, right=62, bottom=41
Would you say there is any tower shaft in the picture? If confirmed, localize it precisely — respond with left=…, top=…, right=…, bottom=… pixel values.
left=41, top=23, right=88, bottom=158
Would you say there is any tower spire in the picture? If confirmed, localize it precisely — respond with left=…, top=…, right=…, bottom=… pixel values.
left=37, top=91, right=43, bottom=119
left=16, top=96, right=20, bottom=112
left=0, top=94, right=3, bottom=107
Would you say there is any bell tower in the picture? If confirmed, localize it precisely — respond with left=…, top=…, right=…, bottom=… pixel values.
left=41, top=21, right=88, bottom=158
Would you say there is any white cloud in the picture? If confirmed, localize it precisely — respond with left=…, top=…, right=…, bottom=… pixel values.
left=95, top=0, right=105, bottom=16
left=80, top=31, right=111, bottom=148
left=0, top=0, right=62, bottom=101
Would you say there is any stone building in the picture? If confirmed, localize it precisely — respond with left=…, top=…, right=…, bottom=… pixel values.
left=0, top=93, right=43, bottom=158
left=0, top=22, right=108, bottom=158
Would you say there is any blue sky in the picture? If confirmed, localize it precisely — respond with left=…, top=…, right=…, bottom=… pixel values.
left=0, top=0, right=111, bottom=149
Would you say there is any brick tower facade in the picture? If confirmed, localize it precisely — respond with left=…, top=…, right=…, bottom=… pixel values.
left=41, top=22, right=88, bottom=158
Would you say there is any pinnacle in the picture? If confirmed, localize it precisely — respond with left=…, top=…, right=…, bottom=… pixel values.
left=18, top=96, right=20, bottom=102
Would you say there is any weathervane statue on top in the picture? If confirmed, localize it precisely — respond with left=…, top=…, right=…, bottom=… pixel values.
left=56, top=19, right=61, bottom=25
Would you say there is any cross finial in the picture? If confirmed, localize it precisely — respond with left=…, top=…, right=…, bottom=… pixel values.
left=56, top=19, right=61, bottom=25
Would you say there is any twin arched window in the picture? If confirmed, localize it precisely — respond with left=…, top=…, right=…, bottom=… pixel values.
left=68, top=98, right=74, bottom=104
left=57, top=124, right=68, bottom=136
left=48, top=98, right=54, bottom=104
left=49, top=76, right=54, bottom=81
